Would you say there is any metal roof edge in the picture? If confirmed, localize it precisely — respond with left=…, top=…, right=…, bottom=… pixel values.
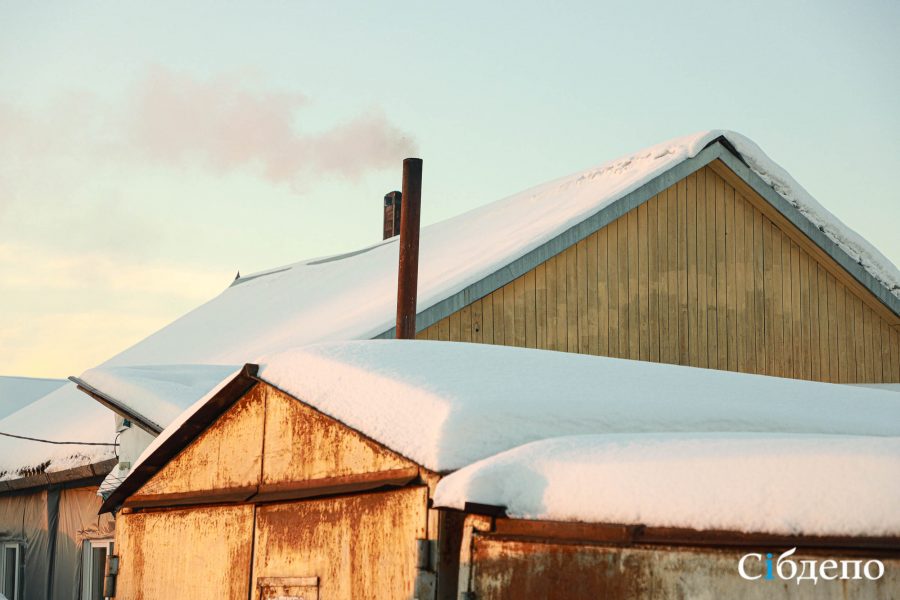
left=714, top=149, right=900, bottom=318
left=98, top=363, right=259, bottom=514
left=69, top=376, right=164, bottom=436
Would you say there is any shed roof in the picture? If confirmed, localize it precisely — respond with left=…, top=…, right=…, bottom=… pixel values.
left=432, top=432, right=900, bottom=538
left=102, top=340, right=900, bottom=512
left=0, top=383, right=116, bottom=485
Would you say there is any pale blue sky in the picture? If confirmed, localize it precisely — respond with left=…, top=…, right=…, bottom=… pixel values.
left=1, top=1, right=898, bottom=376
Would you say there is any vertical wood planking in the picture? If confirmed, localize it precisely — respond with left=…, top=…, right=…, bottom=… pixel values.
left=492, top=287, right=505, bottom=345
left=556, top=250, right=568, bottom=352
left=854, top=294, right=866, bottom=381
left=816, top=264, right=829, bottom=381
left=770, top=223, right=783, bottom=377
left=638, top=202, right=650, bottom=361
left=686, top=174, right=698, bottom=366
left=567, top=245, right=579, bottom=352
left=576, top=240, right=589, bottom=353
left=545, top=256, right=557, bottom=350
left=706, top=171, right=719, bottom=369
left=482, top=295, right=494, bottom=345
left=799, top=251, right=811, bottom=379
left=695, top=170, right=708, bottom=368
left=676, top=178, right=689, bottom=365
left=780, top=230, right=792, bottom=378
left=619, top=215, right=631, bottom=358
left=535, top=264, right=547, bottom=349
left=743, top=198, right=756, bottom=373
left=753, top=208, right=766, bottom=374
left=725, top=184, right=737, bottom=371
left=460, top=306, right=472, bottom=342
left=608, top=219, right=620, bottom=357
left=628, top=209, right=641, bottom=360
left=733, top=193, right=747, bottom=372
left=836, top=283, right=848, bottom=382
left=657, top=192, right=670, bottom=363
left=715, top=175, right=728, bottom=370
left=598, top=226, right=610, bottom=357
left=513, top=276, right=526, bottom=347
left=667, top=185, right=679, bottom=364
left=808, top=256, right=820, bottom=380
left=827, top=273, right=838, bottom=380
left=448, top=311, right=461, bottom=342
left=504, top=281, right=516, bottom=347
left=524, top=270, right=536, bottom=348
left=586, top=232, right=599, bottom=355
left=470, top=300, right=483, bottom=344
left=790, top=242, right=801, bottom=378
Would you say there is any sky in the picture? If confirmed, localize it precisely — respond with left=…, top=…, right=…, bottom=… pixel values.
left=1, top=1, right=898, bottom=378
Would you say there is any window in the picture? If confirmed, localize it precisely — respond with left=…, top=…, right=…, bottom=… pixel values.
left=82, top=539, right=114, bottom=600
left=0, top=542, right=21, bottom=600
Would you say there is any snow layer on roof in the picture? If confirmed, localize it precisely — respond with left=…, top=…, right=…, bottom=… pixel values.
left=848, top=383, right=900, bottom=393
left=79, top=364, right=239, bottom=430
left=0, top=384, right=116, bottom=481
left=0, top=376, right=66, bottom=420
left=254, top=341, right=900, bottom=472
left=98, top=130, right=898, bottom=376
left=432, top=433, right=900, bottom=537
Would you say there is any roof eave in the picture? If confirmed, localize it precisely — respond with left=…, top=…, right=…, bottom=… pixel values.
left=98, top=363, right=259, bottom=514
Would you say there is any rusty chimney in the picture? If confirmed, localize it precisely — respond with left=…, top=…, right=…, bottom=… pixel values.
left=383, top=191, right=402, bottom=239
left=396, top=158, right=422, bottom=339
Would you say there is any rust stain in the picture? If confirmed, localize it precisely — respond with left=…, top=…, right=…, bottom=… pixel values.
left=252, top=486, right=428, bottom=600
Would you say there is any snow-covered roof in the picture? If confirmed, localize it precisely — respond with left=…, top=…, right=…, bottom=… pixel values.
left=432, top=432, right=900, bottom=537
left=0, top=375, right=66, bottom=419
left=109, top=340, right=900, bottom=536
left=97, top=130, right=899, bottom=378
left=125, top=341, right=900, bottom=476
left=0, top=384, right=117, bottom=482
left=78, top=364, right=239, bottom=432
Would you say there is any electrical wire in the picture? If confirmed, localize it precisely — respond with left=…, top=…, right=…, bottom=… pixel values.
left=0, top=431, right=119, bottom=446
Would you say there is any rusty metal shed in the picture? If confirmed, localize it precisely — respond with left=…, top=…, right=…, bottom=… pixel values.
left=99, top=345, right=900, bottom=600
left=101, top=367, right=449, bottom=600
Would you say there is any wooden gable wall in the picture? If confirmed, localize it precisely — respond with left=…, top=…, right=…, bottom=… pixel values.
left=417, top=161, right=900, bottom=383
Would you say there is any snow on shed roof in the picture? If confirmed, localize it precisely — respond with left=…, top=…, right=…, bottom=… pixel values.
left=0, top=383, right=116, bottom=482
left=432, top=432, right=900, bottom=537
left=122, top=340, right=900, bottom=478
left=0, top=375, right=66, bottom=420
left=97, top=130, right=899, bottom=378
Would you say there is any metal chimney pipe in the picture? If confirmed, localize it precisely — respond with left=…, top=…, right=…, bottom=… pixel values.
left=396, top=158, right=422, bottom=339
left=383, top=190, right=402, bottom=240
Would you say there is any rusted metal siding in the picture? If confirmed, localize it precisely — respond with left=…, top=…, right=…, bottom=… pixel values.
left=465, top=534, right=900, bottom=599
left=129, top=387, right=265, bottom=504
left=251, top=486, right=429, bottom=600
left=261, top=385, right=417, bottom=489
left=114, top=504, right=254, bottom=599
